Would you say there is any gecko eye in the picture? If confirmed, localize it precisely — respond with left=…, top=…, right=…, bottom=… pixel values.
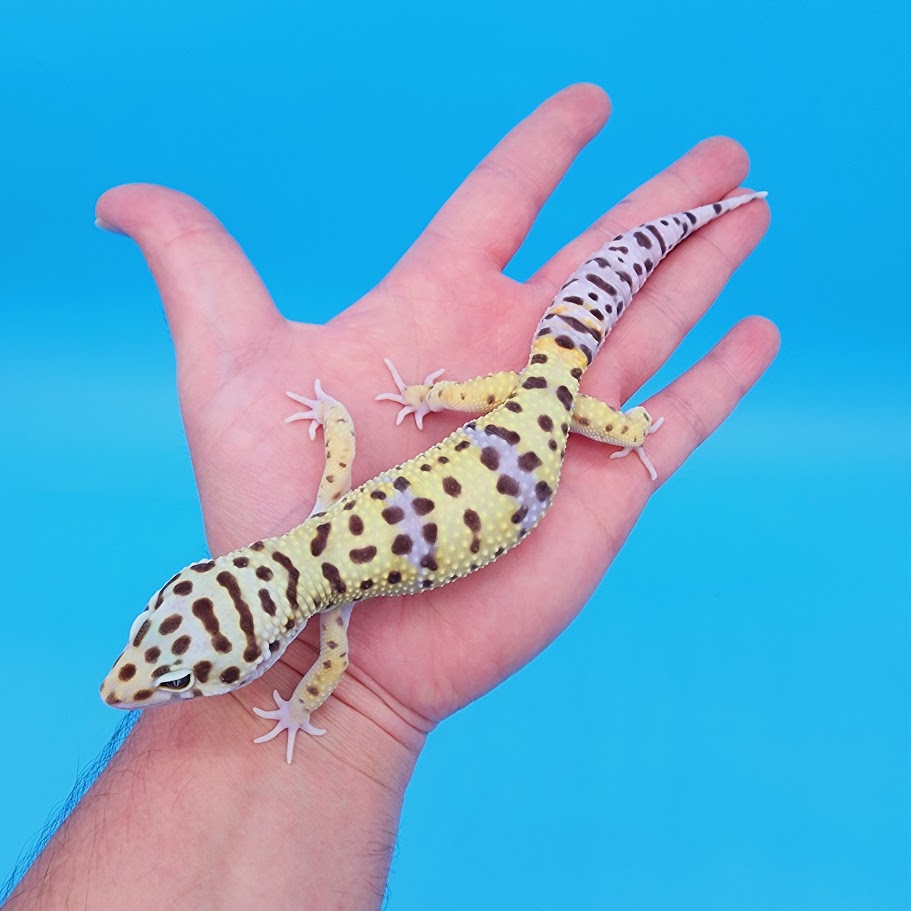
left=155, top=670, right=194, bottom=690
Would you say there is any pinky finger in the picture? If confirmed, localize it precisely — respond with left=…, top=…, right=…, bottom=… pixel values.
left=644, top=316, right=781, bottom=484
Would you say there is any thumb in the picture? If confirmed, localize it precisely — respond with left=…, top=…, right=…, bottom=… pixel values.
left=95, top=183, right=283, bottom=390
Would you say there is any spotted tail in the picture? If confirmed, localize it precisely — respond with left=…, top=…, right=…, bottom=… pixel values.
left=530, top=192, right=767, bottom=369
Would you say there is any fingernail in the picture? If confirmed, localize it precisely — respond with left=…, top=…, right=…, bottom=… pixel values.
left=94, top=216, right=127, bottom=236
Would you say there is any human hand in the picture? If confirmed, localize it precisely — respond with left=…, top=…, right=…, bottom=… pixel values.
left=94, top=84, right=776, bottom=757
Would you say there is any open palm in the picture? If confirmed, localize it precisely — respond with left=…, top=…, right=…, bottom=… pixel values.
left=96, top=84, right=776, bottom=753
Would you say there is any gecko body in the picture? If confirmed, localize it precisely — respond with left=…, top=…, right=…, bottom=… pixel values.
left=101, top=191, right=766, bottom=761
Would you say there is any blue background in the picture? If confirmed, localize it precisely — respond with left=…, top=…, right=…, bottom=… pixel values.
left=1, top=0, right=908, bottom=907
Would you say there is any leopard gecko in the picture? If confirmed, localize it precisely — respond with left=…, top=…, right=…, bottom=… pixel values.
left=101, top=191, right=766, bottom=762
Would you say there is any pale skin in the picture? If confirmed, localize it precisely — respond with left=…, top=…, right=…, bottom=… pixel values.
left=6, top=84, right=778, bottom=909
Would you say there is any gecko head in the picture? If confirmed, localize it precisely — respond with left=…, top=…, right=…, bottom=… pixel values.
left=100, top=557, right=287, bottom=709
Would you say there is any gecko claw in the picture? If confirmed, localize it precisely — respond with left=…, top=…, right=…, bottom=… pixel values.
left=285, top=379, right=339, bottom=440
left=610, top=413, right=664, bottom=481
left=253, top=690, right=326, bottom=764
left=375, top=358, right=445, bottom=429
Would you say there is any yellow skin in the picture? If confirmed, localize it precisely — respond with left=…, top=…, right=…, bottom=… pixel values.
left=100, top=183, right=767, bottom=762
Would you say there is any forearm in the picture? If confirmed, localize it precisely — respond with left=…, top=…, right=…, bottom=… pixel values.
left=6, top=677, right=423, bottom=910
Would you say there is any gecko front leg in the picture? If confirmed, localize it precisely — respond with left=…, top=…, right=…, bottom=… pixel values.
left=253, top=605, right=352, bottom=763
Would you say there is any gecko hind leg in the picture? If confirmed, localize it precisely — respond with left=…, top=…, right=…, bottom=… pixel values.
left=253, top=605, right=352, bottom=763
left=374, top=358, right=447, bottom=429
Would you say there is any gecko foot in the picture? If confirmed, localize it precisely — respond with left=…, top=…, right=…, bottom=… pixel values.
left=610, top=415, right=664, bottom=481
left=253, top=689, right=326, bottom=764
left=375, top=358, right=445, bottom=430
left=285, top=379, right=339, bottom=440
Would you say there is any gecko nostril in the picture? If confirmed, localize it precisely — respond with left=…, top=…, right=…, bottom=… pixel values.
left=105, top=692, right=122, bottom=706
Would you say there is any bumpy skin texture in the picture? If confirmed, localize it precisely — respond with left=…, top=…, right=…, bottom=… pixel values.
left=100, top=192, right=765, bottom=734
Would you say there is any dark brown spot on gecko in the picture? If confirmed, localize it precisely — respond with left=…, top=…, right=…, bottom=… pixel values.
left=518, top=451, right=543, bottom=471
left=323, top=660, right=333, bottom=669
left=391, top=534, right=413, bottom=555
left=463, top=509, right=482, bottom=532
left=455, top=440, right=471, bottom=451
left=549, top=439, right=558, bottom=450
left=360, top=579, right=374, bottom=590
left=382, top=506, right=405, bottom=524
left=132, top=619, right=151, bottom=647
left=530, top=353, right=548, bottom=364
left=443, top=477, right=462, bottom=497
left=217, top=571, right=260, bottom=664
left=232, top=557, right=249, bottom=568
left=570, top=367, right=582, bottom=380
left=158, top=614, right=182, bottom=635
left=646, top=223, right=667, bottom=254
left=191, top=561, right=215, bottom=573
left=538, top=414, right=554, bottom=432
left=420, top=554, right=438, bottom=571
left=256, top=566, right=273, bottom=581
left=437, top=456, right=449, bottom=463
left=560, top=315, right=602, bottom=341
left=258, top=589, right=277, bottom=616
left=522, top=376, right=548, bottom=389
left=191, top=598, right=231, bottom=652
left=486, top=394, right=495, bottom=404
left=144, top=646, right=160, bottom=664
left=420, top=464, right=432, bottom=471
left=350, top=546, right=378, bottom=564
left=173, top=580, right=193, bottom=596
left=422, top=522, right=438, bottom=544
left=512, top=505, right=528, bottom=524
left=272, top=552, right=301, bottom=612
left=387, top=571, right=402, bottom=584
left=251, top=541, right=265, bottom=551
left=634, top=230, right=652, bottom=249
left=535, top=481, right=552, bottom=502
left=505, top=401, right=523, bottom=413
left=486, top=425, right=520, bottom=445
left=393, top=477, right=410, bottom=491
left=348, top=515, right=364, bottom=535
left=556, top=386, right=573, bottom=410
left=564, top=295, right=584, bottom=305
left=220, top=667, right=240, bottom=685
left=497, top=475, right=520, bottom=496
left=561, top=422, right=569, bottom=434
left=321, top=562, right=347, bottom=594
left=555, top=335, right=576, bottom=349
left=480, top=447, right=500, bottom=471
left=310, top=523, right=331, bottom=557
left=370, top=490, right=387, bottom=500
left=307, top=685, right=320, bottom=696
left=171, top=635, right=191, bottom=656
left=133, top=690, right=153, bottom=701
left=118, top=664, right=136, bottom=682
left=587, top=274, right=617, bottom=296
left=193, top=661, right=213, bottom=683
left=412, top=497, right=435, bottom=515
